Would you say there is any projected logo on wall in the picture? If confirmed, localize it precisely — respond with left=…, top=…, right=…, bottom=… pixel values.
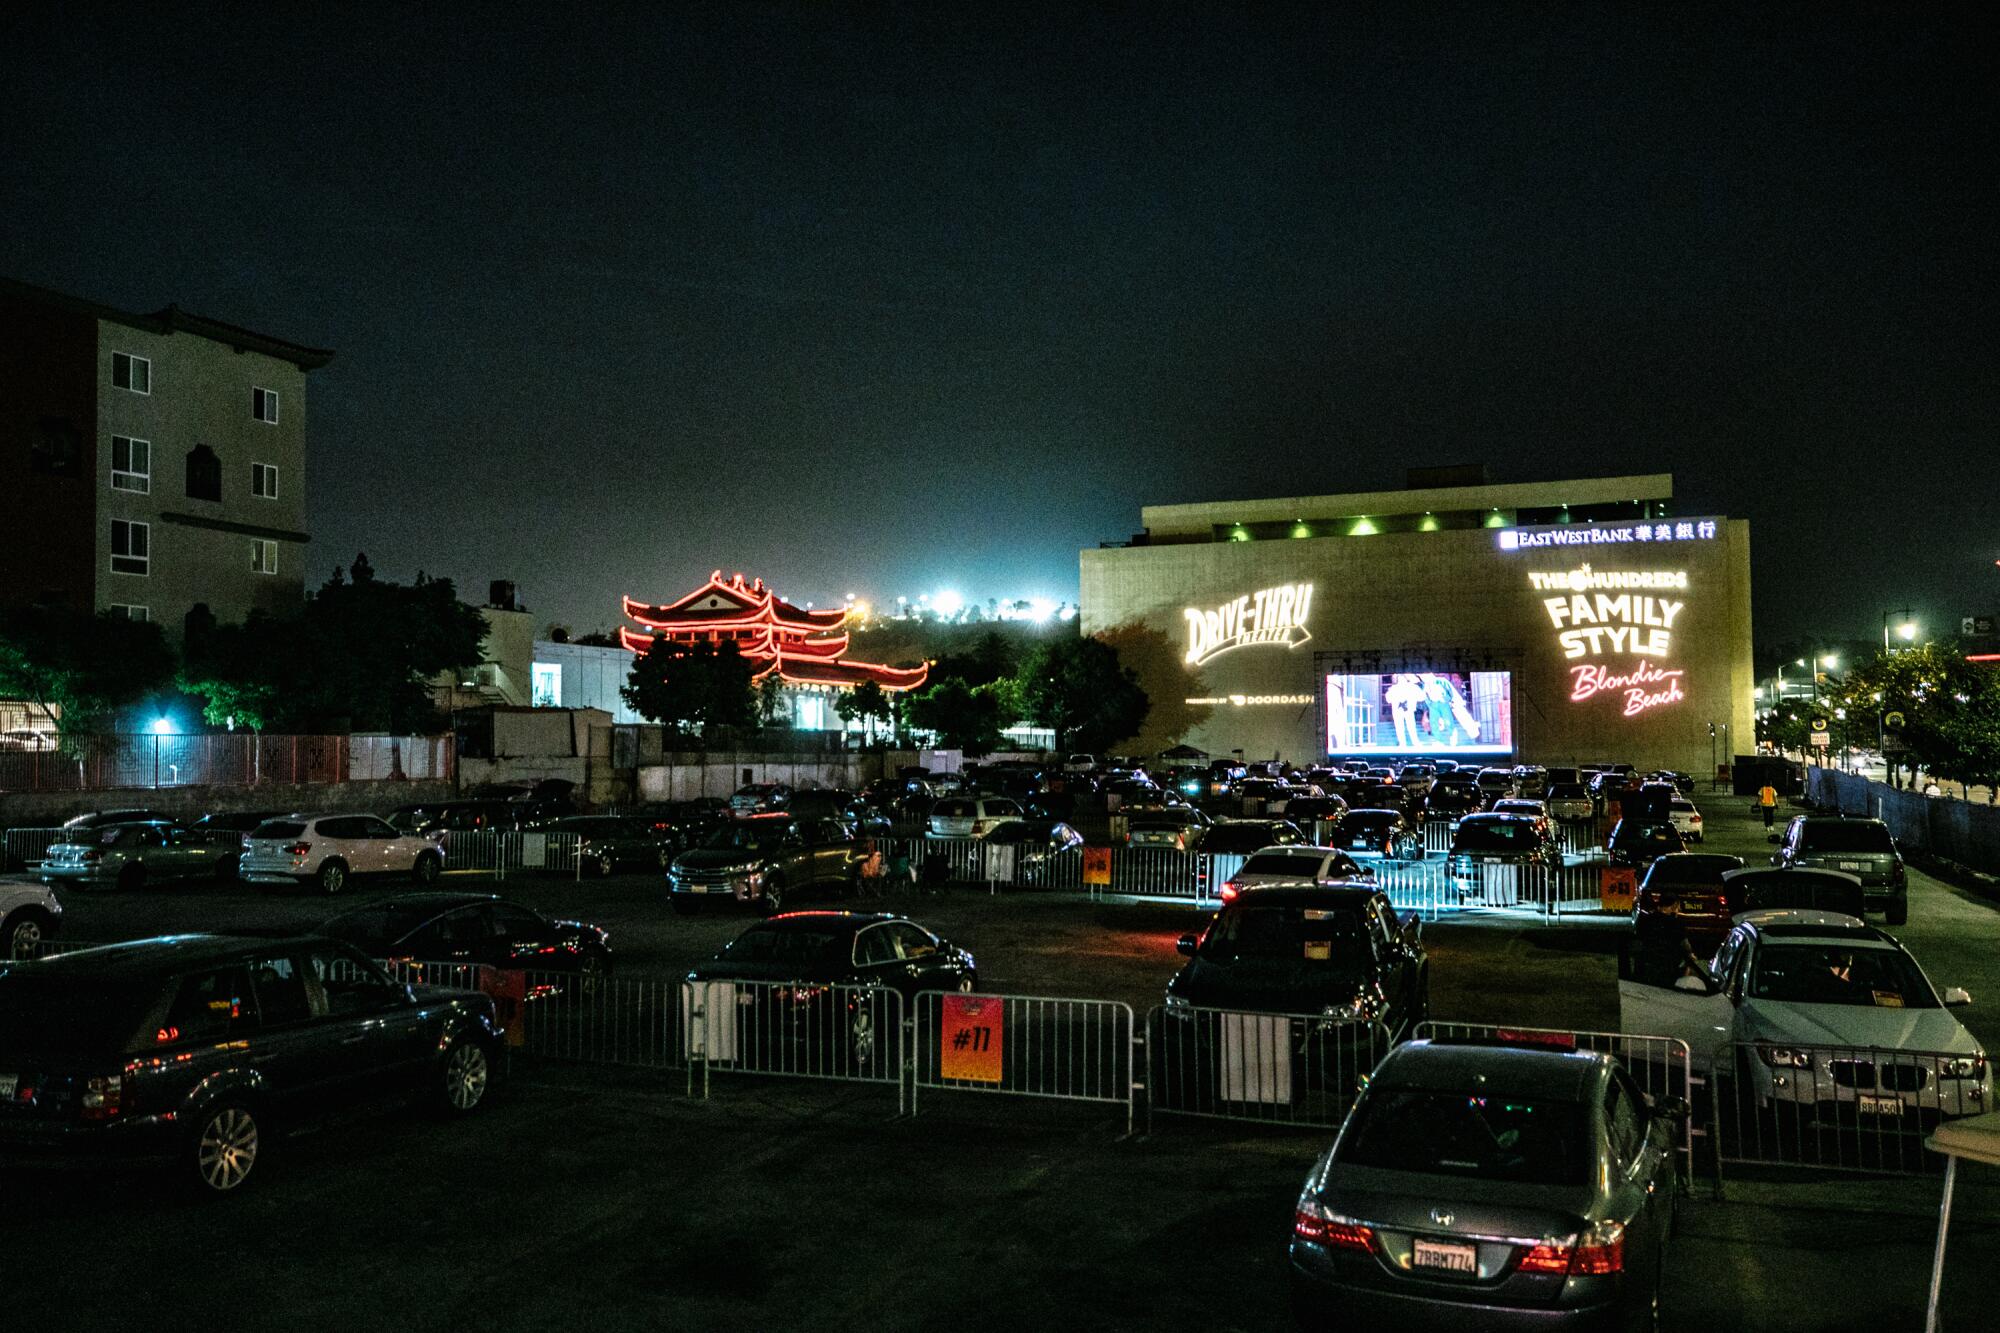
left=1531, top=563, right=1687, bottom=716
left=1183, top=583, right=1314, bottom=666
left=1325, top=672, right=1515, bottom=756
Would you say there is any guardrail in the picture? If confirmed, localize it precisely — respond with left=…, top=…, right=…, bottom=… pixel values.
left=1708, top=1039, right=1983, bottom=1178
left=683, top=978, right=907, bottom=1110
left=910, top=991, right=1135, bottom=1133
left=2, top=827, right=64, bottom=872
left=1145, top=1005, right=1394, bottom=1131
left=1418, top=1020, right=1694, bottom=1181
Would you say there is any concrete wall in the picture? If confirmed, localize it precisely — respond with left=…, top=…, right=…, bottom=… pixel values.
left=633, top=750, right=960, bottom=803
left=0, top=778, right=456, bottom=830
left=533, top=639, right=645, bottom=723
left=1080, top=516, right=1755, bottom=775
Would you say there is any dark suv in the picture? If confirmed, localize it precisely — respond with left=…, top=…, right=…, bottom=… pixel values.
left=0, top=935, right=500, bottom=1194
left=668, top=815, right=864, bottom=915
left=1771, top=815, right=1908, bottom=924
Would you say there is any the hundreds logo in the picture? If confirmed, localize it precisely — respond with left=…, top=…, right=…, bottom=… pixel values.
left=1184, top=584, right=1314, bottom=666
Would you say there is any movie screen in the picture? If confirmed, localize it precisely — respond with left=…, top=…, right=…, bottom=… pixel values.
left=1325, top=672, right=1514, bottom=755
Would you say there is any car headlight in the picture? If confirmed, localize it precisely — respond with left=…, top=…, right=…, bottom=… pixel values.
left=743, top=870, right=765, bottom=889
left=1942, top=1055, right=1987, bottom=1080
left=1756, top=1045, right=1813, bottom=1068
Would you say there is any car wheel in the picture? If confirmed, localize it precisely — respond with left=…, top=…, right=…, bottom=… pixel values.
left=1885, top=901, right=1908, bottom=926
left=758, top=879, right=785, bottom=916
left=190, top=1102, right=262, bottom=1195
left=437, top=1038, right=492, bottom=1116
left=2, top=908, right=52, bottom=961
left=117, top=863, right=146, bottom=893
left=412, top=852, right=442, bottom=886
left=578, top=951, right=609, bottom=997
left=597, top=853, right=616, bottom=878
left=957, top=973, right=976, bottom=993
left=317, top=859, right=349, bottom=895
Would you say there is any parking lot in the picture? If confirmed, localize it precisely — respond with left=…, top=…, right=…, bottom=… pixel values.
left=7, top=793, right=2000, bottom=1330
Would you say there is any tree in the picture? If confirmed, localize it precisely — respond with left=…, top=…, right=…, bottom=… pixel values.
left=177, top=612, right=290, bottom=730
left=1094, top=619, right=1212, bottom=753
left=0, top=605, right=175, bottom=737
left=904, top=677, right=1012, bottom=753
left=755, top=674, right=789, bottom=727
left=622, top=638, right=755, bottom=738
left=285, top=556, right=488, bottom=732
left=1832, top=644, right=2000, bottom=796
left=1016, top=633, right=1150, bottom=755
left=834, top=679, right=894, bottom=740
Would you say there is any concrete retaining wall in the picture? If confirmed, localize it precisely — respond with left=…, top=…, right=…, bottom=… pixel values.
left=0, top=779, right=457, bottom=830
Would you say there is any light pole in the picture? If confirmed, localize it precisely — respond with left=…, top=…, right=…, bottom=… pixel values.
left=1883, top=608, right=1916, bottom=652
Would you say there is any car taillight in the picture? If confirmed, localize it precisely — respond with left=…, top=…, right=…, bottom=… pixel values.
left=1293, top=1204, right=1374, bottom=1253
left=972, top=821, right=990, bottom=836
left=287, top=842, right=312, bottom=857
left=1175, top=832, right=1186, bottom=852
left=80, top=1074, right=123, bottom=1121
left=1219, top=883, right=1239, bottom=902
left=1518, top=1223, right=1624, bottom=1275
left=78, top=848, right=103, bottom=863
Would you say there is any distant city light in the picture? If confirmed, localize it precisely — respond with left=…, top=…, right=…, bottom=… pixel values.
left=931, top=589, right=965, bottom=618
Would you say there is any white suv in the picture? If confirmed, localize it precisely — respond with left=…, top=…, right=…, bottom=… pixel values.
left=0, top=878, right=62, bottom=960
left=240, top=814, right=445, bottom=895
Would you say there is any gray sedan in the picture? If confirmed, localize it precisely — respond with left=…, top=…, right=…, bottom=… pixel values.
left=1290, top=1040, right=1683, bottom=1329
left=38, top=821, right=228, bottom=891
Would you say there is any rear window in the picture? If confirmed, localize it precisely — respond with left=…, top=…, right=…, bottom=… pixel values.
left=718, top=929, right=841, bottom=967
left=1241, top=851, right=1331, bottom=879
left=933, top=800, right=973, bottom=817
left=1548, top=784, right=1588, bottom=799
left=0, top=968, right=153, bottom=1054
left=1453, top=821, right=1540, bottom=851
left=1338, top=1088, right=1590, bottom=1185
left=1200, top=906, right=1366, bottom=965
left=1671, top=800, right=1697, bottom=813
left=319, top=902, right=431, bottom=947
left=982, top=799, right=1021, bottom=816
left=1799, top=823, right=1895, bottom=854
left=251, top=820, right=307, bottom=841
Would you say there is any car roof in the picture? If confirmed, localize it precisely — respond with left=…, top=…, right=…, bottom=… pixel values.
left=1226, top=884, right=1379, bottom=906
left=746, top=911, right=905, bottom=935
left=1744, top=920, right=1896, bottom=948
left=1458, top=812, right=1537, bottom=824
left=1721, top=866, right=1862, bottom=886
left=1375, top=1039, right=1611, bottom=1099
left=1735, top=909, right=1869, bottom=930
left=333, top=891, right=501, bottom=914
left=11, top=933, right=333, bottom=978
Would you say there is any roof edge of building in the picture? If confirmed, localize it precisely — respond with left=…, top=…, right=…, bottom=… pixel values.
left=0, top=275, right=335, bottom=371
left=1140, top=472, right=1675, bottom=535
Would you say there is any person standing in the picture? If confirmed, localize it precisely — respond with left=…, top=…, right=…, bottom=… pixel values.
left=1758, top=781, right=1778, bottom=828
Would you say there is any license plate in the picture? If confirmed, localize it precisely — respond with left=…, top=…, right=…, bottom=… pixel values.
left=682, top=884, right=710, bottom=894
left=1858, top=1094, right=1902, bottom=1116
left=0, top=1074, right=15, bottom=1098
left=1840, top=861, right=1864, bottom=871
left=1481, top=856, right=1504, bottom=864
left=1414, top=1238, right=1477, bottom=1273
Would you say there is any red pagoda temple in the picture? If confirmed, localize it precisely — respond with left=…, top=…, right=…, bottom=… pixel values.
left=619, top=572, right=929, bottom=692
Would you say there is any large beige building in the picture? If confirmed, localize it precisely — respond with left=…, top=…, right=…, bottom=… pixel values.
left=0, top=277, right=331, bottom=643
left=1080, top=469, right=1755, bottom=776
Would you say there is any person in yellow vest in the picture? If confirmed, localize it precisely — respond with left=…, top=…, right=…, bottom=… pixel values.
left=1758, top=782, right=1779, bottom=828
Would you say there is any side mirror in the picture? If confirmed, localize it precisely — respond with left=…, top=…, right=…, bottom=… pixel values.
left=1944, top=987, right=1973, bottom=1007
left=1175, top=933, right=1199, bottom=957
left=1651, top=1094, right=1692, bottom=1122
left=1673, top=973, right=1712, bottom=995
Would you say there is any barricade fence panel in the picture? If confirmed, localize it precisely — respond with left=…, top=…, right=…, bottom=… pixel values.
left=2, top=827, right=65, bottom=872
left=1709, top=1039, right=1981, bottom=1177
left=910, top=991, right=1135, bottom=1133
left=517, top=969, right=683, bottom=1070
left=1146, top=1005, right=1394, bottom=1131
left=683, top=978, right=906, bottom=1108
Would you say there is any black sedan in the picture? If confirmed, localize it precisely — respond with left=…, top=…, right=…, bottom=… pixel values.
left=539, top=816, right=671, bottom=876
left=318, top=893, right=612, bottom=989
left=1328, top=808, right=1422, bottom=859
left=686, top=912, right=976, bottom=1075
left=1291, top=1039, right=1683, bottom=1330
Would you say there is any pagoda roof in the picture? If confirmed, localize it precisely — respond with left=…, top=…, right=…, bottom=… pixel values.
left=624, top=572, right=846, bottom=631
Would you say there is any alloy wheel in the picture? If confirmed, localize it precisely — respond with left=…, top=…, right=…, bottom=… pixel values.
left=7, top=917, right=43, bottom=959
left=445, top=1043, right=490, bottom=1111
left=196, top=1107, right=259, bottom=1192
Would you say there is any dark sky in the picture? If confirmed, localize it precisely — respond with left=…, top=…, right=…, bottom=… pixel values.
left=4, top=4, right=1992, bottom=648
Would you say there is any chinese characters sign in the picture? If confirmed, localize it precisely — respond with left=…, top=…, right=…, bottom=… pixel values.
left=1183, top=583, right=1314, bottom=666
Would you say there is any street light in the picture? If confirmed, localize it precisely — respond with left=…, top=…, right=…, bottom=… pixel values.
left=1883, top=608, right=1917, bottom=650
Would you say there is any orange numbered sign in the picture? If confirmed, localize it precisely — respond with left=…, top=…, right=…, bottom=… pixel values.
left=1600, top=865, right=1636, bottom=913
left=939, top=994, right=1004, bottom=1084
left=1082, top=845, right=1112, bottom=886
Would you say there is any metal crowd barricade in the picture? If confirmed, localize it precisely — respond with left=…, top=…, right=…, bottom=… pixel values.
left=2, top=827, right=65, bottom=873
left=1556, top=818, right=1602, bottom=858
left=909, top=991, right=1136, bottom=1134
left=1015, top=847, right=1085, bottom=891
left=1416, top=1021, right=1695, bottom=1182
left=438, top=829, right=504, bottom=874
left=1198, top=852, right=1247, bottom=902
left=1370, top=858, right=1450, bottom=918
left=1422, top=819, right=1457, bottom=855
left=1708, top=1040, right=1979, bottom=1179
left=516, top=969, right=683, bottom=1070
left=1112, top=846, right=1202, bottom=900
left=1145, top=1005, right=1394, bottom=1132
left=682, top=978, right=906, bottom=1110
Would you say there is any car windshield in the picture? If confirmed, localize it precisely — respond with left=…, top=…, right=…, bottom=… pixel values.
left=1240, top=851, right=1332, bottom=879
left=1644, top=856, right=1740, bottom=887
left=251, top=820, right=307, bottom=840
left=1204, top=825, right=1290, bottom=853
left=706, top=825, right=785, bottom=851
left=1800, top=824, right=1896, bottom=854
left=0, top=970, right=152, bottom=1054
left=1338, top=1088, right=1590, bottom=1185
left=1749, top=944, right=1939, bottom=1008
left=1739, top=875, right=1863, bottom=915
left=1548, top=784, right=1588, bottom=799
left=1453, top=821, right=1538, bottom=851
left=718, top=929, right=842, bottom=967
left=1199, top=906, right=1367, bottom=964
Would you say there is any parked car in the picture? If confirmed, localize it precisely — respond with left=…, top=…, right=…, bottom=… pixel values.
left=1, top=879, right=61, bottom=960
left=1475, top=766, right=1518, bottom=800
left=185, top=811, right=291, bottom=879
left=1665, top=797, right=1704, bottom=843
left=1290, top=1039, right=1681, bottom=1328
left=319, top=893, right=612, bottom=988
left=1512, top=764, right=1549, bottom=797
left=0, top=934, right=500, bottom=1194
left=979, top=820, right=1085, bottom=878
left=624, top=799, right=729, bottom=851
left=785, top=788, right=868, bottom=830
left=1423, top=779, right=1483, bottom=820
left=1445, top=812, right=1561, bottom=882
left=1327, top=809, right=1422, bottom=859
left=1625, top=852, right=1749, bottom=984
left=1546, top=782, right=1596, bottom=822
left=239, top=814, right=445, bottom=895
left=1490, top=797, right=1552, bottom=832
left=386, top=799, right=532, bottom=840
left=1199, top=819, right=1306, bottom=857
left=539, top=815, right=671, bottom=876
left=1607, top=819, right=1684, bottom=873
left=1721, top=866, right=1865, bottom=922
left=1220, top=846, right=1373, bottom=901
left=668, top=815, right=864, bottom=915
left=1125, top=809, right=1212, bottom=852
left=1167, top=884, right=1427, bottom=1031
left=58, top=809, right=176, bottom=833
left=728, top=783, right=792, bottom=815
left=927, top=796, right=1027, bottom=840
left=39, top=821, right=229, bottom=892
left=1770, top=816, right=1908, bottom=925
left=1632, top=915, right=1987, bottom=1126
left=1279, top=796, right=1349, bottom=832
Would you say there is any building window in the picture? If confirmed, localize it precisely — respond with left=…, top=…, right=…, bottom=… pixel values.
left=111, top=520, right=149, bottom=576
left=185, top=444, right=222, bottom=501
left=111, top=435, right=151, bottom=493
left=251, top=462, right=279, bottom=498
left=111, top=352, right=151, bottom=394
left=108, top=603, right=150, bottom=622
left=251, top=539, right=277, bottom=575
left=252, top=387, right=279, bottom=424
left=531, top=663, right=562, bottom=708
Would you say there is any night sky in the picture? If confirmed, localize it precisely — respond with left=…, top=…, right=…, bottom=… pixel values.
left=4, top=5, right=1992, bottom=647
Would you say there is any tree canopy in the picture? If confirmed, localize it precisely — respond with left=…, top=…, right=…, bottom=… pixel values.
left=1015, top=633, right=1150, bottom=754
left=622, top=638, right=756, bottom=738
left=0, top=605, right=175, bottom=736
